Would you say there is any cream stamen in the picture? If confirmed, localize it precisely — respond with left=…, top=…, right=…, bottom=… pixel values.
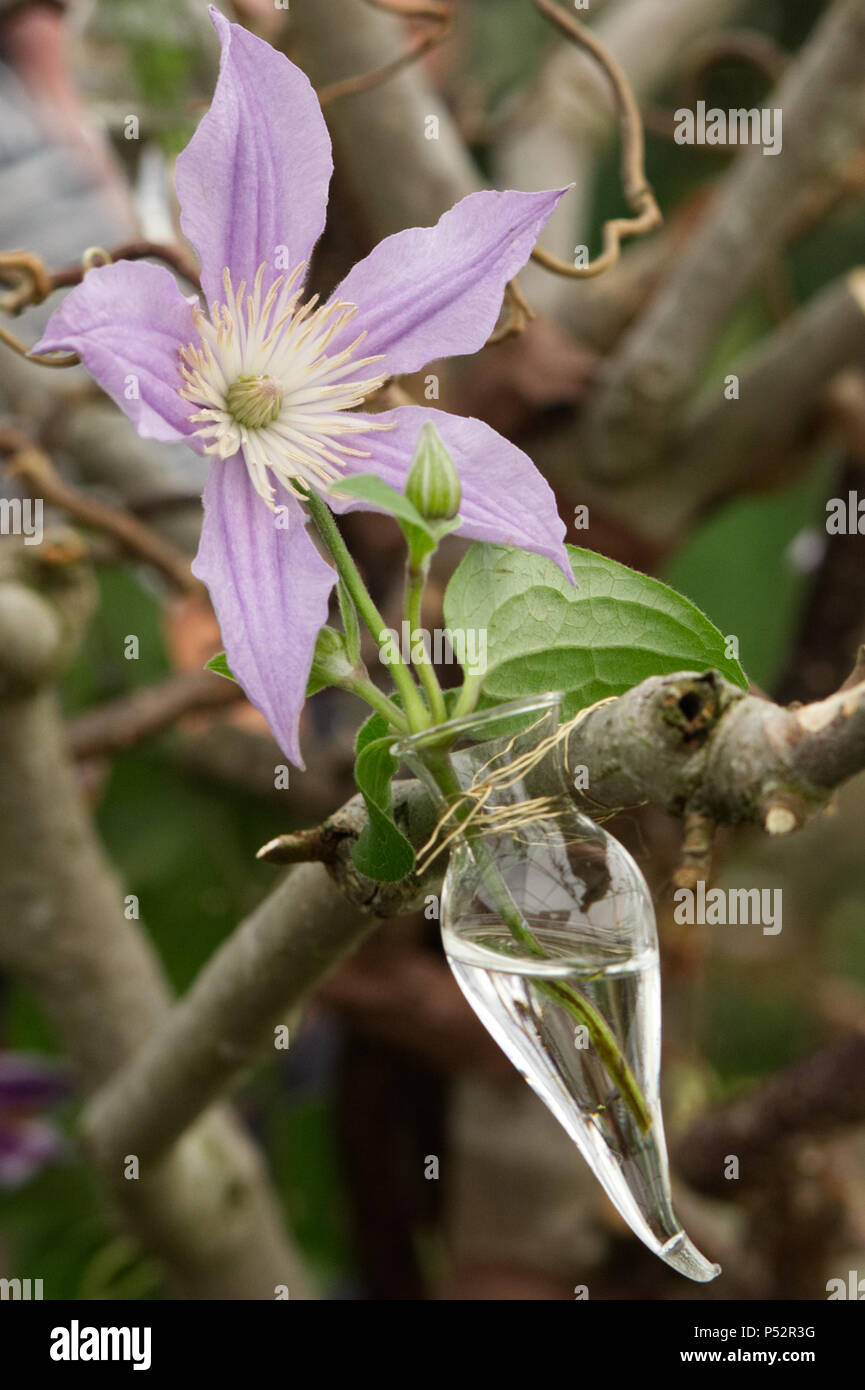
left=179, top=261, right=391, bottom=508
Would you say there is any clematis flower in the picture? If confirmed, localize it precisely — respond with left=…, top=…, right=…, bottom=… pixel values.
left=36, top=7, right=571, bottom=766
left=0, top=1052, right=69, bottom=1189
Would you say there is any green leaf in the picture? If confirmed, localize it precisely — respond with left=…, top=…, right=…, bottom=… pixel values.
left=351, top=712, right=416, bottom=883
left=443, top=543, right=747, bottom=716
left=328, top=473, right=430, bottom=529
left=205, top=651, right=237, bottom=682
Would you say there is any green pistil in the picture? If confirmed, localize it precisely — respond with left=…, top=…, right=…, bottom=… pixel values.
left=226, top=374, right=283, bottom=429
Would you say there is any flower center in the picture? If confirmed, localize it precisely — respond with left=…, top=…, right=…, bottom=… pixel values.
left=178, top=262, right=391, bottom=510
left=225, top=374, right=283, bottom=430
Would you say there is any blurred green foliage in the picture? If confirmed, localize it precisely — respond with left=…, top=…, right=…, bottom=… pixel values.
left=663, top=455, right=834, bottom=692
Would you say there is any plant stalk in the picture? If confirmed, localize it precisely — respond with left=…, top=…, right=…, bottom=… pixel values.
left=303, top=489, right=430, bottom=731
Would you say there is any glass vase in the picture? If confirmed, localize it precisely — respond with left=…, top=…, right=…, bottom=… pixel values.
left=393, top=692, right=719, bottom=1283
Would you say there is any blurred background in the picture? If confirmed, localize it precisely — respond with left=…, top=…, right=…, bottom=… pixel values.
left=1, top=0, right=865, bottom=1300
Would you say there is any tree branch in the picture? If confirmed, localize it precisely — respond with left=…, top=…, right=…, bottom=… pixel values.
left=48, top=401, right=206, bottom=559
left=290, top=0, right=479, bottom=240
left=316, top=0, right=453, bottom=107
left=82, top=780, right=443, bottom=1175
left=82, top=667, right=865, bottom=1171
left=583, top=0, right=865, bottom=480
left=0, top=542, right=313, bottom=1299
left=0, top=431, right=199, bottom=594
left=578, top=270, right=865, bottom=548
left=67, top=668, right=244, bottom=761
left=82, top=863, right=381, bottom=1177
left=774, top=474, right=865, bottom=705
left=669, top=269, right=865, bottom=513
left=523, top=264, right=865, bottom=553
left=563, top=670, right=865, bottom=827
left=675, top=1034, right=865, bottom=1196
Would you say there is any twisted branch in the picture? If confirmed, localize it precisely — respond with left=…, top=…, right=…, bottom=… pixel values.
left=529, top=0, right=661, bottom=280
left=316, top=0, right=454, bottom=106
left=0, top=241, right=201, bottom=316
left=0, top=431, right=199, bottom=594
left=0, top=242, right=202, bottom=370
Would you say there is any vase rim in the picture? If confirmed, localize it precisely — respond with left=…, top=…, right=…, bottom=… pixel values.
left=391, top=691, right=564, bottom=759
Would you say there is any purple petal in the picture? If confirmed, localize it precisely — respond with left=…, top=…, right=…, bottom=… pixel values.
left=176, top=9, right=333, bottom=307
left=33, top=260, right=197, bottom=444
left=330, top=406, right=571, bottom=579
left=0, top=1054, right=69, bottom=1111
left=0, top=1120, right=65, bottom=1189
left=328, top=188, right=568, bottom=376
left=192, top=461, right=335, bottom=768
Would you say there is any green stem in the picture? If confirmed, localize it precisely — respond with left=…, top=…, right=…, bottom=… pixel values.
left=303, top=489, right=430, bottom=731
left=341, top=674, right=408, bottom=732
left=451, top=671, right=485, bottom=721
left=422, top=748, right=652, bottom=1135
left=405, top=561, right=448, bottom=725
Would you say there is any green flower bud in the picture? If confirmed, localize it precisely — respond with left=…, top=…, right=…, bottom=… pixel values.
left=404, top=423, right=461, bottom=522
left=307, top=625, right=357, bottom=695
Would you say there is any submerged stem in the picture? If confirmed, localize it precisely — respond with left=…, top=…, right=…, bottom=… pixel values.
left=422, top=748, right=652, bottom=1134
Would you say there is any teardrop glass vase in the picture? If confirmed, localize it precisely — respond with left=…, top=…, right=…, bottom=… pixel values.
left=394, top=692, right=719, bottom=1283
